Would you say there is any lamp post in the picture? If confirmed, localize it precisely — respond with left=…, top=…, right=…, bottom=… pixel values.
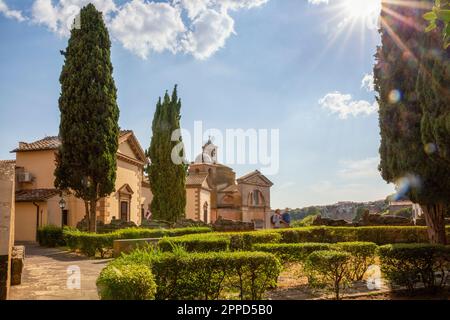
left=59, top=197, right=66, bottom=227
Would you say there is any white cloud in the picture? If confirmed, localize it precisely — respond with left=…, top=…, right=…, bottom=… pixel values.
left=338, top=157, right=380, bottom=179
left=27, top=0, right=268, bottom=59
left=308, top=0, right=329, bottom=4
left=0, top=0, right=26, bottom=22
left=110, top=0, right=185, bottom=59
left=319, top=91, right=378, bottom=119
left=31, top=0, right=117, bottom=36
left=182, top=8, right=234, bottom=60
left=361, top=73, right=374, bottom=92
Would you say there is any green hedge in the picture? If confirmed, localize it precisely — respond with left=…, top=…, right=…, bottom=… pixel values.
left=158, top=236, right=229, bottom=252
left=110, top=249, right=282, bottom=300
left=62, top=226, right=212, bottom=257
left=97, top=263, right=156, bottom=300
left=275, top=226, right=450, bottom=244
left=378, top=243, right=450, bottom=292
left=253, top=243, right=333, bottom=263
left=37, top=225, right=66, bottom=247
left=305, top=250, right=352, bottom=300
left=335, top=242, right=377, bottom=280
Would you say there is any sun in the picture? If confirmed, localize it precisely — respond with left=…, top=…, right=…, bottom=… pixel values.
left=342, top=0, right=381, bottom=20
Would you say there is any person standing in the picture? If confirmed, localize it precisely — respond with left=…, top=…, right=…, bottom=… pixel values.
left=282, top=208, right=291, bottom=228
left=271, top=209, right=282, bottom=229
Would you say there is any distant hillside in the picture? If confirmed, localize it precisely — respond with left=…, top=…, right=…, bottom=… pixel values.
left=288, top=200, right=388, bottom=223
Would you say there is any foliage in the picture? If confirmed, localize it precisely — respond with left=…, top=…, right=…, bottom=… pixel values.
left=275, top=226, right=441, bottom=244
left=375, top=0, right=450, bottom=244
left=291, top=214, right=319, bottom=227
left=97, top=263, right=156, bottom=300
left=378, top=243, right=450, bottom=292
left=37, top=225, right=65, bottom=247
left=228, top=231, right=282, bottom=250
left=252, top=243, right=332, bottom=264
left=54, top=4, right=120, bottom=232
left=63, top=227, right=212, bottom=257
left=304, top=250, right=352, bottom=300
left=147, top=86, right=186, bottom=222
left=424, top=0, right=450, bottom=48
left=334, top=242, right=378, bottom=281
left=158, top=236, right=229, bottom=252
left=109, top=248, right=282, bottom=300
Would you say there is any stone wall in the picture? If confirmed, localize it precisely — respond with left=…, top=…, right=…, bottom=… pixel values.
left=0, top=162, right=15, bottom=300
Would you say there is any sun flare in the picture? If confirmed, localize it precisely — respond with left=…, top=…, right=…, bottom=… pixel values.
left=343, top=0, right=381, bottom=20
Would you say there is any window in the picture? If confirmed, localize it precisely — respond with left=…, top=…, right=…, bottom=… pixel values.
left=253, top=191, right=260, bottom=205
left=203, top=202, right=209, bottom=223
left=120, top=201, right=129, bottom=221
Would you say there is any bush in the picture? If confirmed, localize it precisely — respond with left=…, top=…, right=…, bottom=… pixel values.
left=37, top=225, right=65, bottom=247
left=229, top=231, right=282, bottom=251
left=62, top=227, right=212, bottom=257
left=305, top=250, right=352, bottom=300
left=96, top=263, right=156, bottom=300
left=275, top=226, right=445, bottom=244
left=378, top=243, right=450, bottom=292
left=253, top=243, right=332, bottom=263
left=334, top=242, right=378, bottom=280
left=112, top=248, right=282, bottom=300
left=158, top=236, right=229, bottom=252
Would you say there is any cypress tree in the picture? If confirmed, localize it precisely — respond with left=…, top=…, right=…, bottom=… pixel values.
left=55, top=4, right=120, bottom=233
left=147, top=86, right=186, bottom=222
left=375, top=0, right=450, bottom=243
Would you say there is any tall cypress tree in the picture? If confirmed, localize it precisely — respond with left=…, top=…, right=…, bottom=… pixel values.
left=55, top=4, right=120, bottom=233
left=147, top=86, right=186, bottom=222
left=375, top=0, right=450, bottom=243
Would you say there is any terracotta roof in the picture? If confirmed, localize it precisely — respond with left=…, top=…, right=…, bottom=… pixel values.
left=15, top=189, right=60, bottom=202
left=12, top=131, right=132, bottom=152
left=218, top=184, right=239, bottom=193
left=186, top=172, right=209, bottom=186
left=0, top=160, right=16, bottom=165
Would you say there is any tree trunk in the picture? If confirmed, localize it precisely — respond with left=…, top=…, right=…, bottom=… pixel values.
left=421, top=203, right=447, bottom=244
left=89, top=198, right=97, bottom=233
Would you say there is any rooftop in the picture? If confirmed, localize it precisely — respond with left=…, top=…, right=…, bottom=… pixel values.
left=15, top=189, right=60, bottom=202
left=11, top=130, right=132, bottom=153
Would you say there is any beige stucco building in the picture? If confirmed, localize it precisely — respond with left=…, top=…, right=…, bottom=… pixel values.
left=185, top=140, right=274, bottom=229
left=9, top=130, right=152, bottom=242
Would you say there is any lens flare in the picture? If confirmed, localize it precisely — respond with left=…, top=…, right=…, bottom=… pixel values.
left=388, top=89, right=402, bottom=104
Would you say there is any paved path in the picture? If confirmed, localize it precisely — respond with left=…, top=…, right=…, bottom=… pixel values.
left=9, top=244, right=110, bottom=300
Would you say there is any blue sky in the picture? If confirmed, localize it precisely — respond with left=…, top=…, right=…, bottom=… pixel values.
left=0, top=0, right=395, bottom=208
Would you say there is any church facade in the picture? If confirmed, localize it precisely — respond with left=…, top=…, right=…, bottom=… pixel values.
left=185, top=140, right=274, bottom=229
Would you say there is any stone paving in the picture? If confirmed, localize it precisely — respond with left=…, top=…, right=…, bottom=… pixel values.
left=9, top=244, right=110, bottom=300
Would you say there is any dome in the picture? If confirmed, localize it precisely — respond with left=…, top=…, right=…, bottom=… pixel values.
left=195, top=153, right=213, bottom=164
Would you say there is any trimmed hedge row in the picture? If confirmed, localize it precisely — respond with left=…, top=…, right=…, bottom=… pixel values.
left=378, top=243, right=450, bottom=292
left=37, top=225, right=66, bottom=247
left=106, top=248, right=282, bottom=300
left=63, top=227, right=212, bottom=257
left=253, top=242, right=377, bottom=281
left=157, top=231, right=281, bottom=253
left=273, top=226, right=449, bottom=244
left=96, top=263, right=157, bottom=300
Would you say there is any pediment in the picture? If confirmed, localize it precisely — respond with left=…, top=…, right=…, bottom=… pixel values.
left=237, top=170, right=273, bottom=187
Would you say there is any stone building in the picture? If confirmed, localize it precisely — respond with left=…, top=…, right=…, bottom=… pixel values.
left=7, top=130, right=152, bottom=242
left=185, top=139, right=274, bottom=229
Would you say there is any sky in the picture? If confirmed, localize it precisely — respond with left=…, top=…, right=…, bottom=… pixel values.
left=0, top=0, right=396, bottom=209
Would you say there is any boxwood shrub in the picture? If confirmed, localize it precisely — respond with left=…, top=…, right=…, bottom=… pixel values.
left=62, top=226, right=212, bottom=257
left=334, top=242, right=378, bottom=280
left=305, top=250, right=352, bottom=300
left=158, top=236, right=229, bottom=252
left=37, top=225, right=65, bottom=247
left=253, top=243, right=333, bottom=263
left=378, top=243, right=450, bottom=292
left=110, top=248, right=282, bottom=300
left=97, top=263, right=156, bottom=300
